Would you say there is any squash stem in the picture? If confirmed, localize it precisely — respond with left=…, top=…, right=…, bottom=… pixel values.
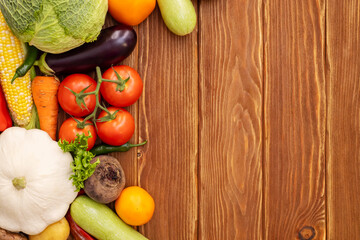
left=12, top=176, right=26, bottom=190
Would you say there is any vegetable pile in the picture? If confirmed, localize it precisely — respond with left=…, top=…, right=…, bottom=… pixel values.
left=0, top=0, right=195, bottom=238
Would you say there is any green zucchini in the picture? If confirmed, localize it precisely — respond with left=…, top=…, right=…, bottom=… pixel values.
left=70, top=196, right=148, bottom=240
left=157, top=0, right=197, bottom=36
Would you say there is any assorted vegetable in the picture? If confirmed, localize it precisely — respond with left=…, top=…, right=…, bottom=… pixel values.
left=91, top=141, right=147, bottom=155
left=0, top=127, right=77, bottom=235
left=58, top=74, right=99, bottom=117
left=0, top=86, right=12, bottom=132
left=96, top=107, right=135, bottom=146
left=0, top=0, right=199, bottom=236
left=70, top=195, right=148, bottom=240
left=58, top=67, right=137, bottom=146
left=84, top=155, right=126, bottom=204
left=11, top=44, right=38, bottom=83
left=108, top=0, right=156, bottom=26
left=115, top=186, right=155, bottom=226
left=0, top=0, right=108, bottom=54
left=32, top=76, right=60, bottom=140
left=0, top=11, right=34, bottom=128
left=29, top=217, right=70, bottom=240
left=101, top=65, right=144, bottom=107
left=36, top=25, right=137, bottom=75
left=59, top=118, right=97, bottom=151
left=65, top=212, right=95, bottom=240
left=58, top=133, right=100, bottom=192
left=157, top=0, right=197, bottom=36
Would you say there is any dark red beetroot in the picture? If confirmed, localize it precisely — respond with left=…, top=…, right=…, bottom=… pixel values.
left=84, top=155, right=125, bottom=204
left=37, top=24, right=137, bottom=75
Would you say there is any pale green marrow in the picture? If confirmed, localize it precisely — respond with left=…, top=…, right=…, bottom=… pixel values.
left=157, top=0, right=197, bottom=36
left=70, top=196, right=148, bottom=240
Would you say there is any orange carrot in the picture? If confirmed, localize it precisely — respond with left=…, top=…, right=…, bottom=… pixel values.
left=32, top=76, right=60, bottom=140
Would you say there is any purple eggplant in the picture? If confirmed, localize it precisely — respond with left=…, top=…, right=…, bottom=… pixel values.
left=37, top=24, right=137, bottom=75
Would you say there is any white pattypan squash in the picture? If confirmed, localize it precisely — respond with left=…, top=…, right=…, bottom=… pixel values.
left=0, top=127, right=77, bottom=235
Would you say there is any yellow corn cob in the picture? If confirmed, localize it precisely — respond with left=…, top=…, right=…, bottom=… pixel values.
left=0, top=12, right=33, bottom=127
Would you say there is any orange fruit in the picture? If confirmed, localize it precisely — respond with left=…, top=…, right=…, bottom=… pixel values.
left=108, top=0, right=156, bottom=26
left=115, top=186, right=155, bottom=226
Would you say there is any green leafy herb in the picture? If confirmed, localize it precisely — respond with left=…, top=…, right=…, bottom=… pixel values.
left=58, top=133, right=99, bottom=192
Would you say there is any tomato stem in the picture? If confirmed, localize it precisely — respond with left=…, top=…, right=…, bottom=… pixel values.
left=102, top=77, right=129, bottom=92
left=73, top=117, right=93, bottom=129
left=66, top=86, right=92, bottom=111
left=82, top=67, right=113, bottom=125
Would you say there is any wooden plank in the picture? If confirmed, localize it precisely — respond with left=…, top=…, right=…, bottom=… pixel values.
left=264, top=0, right=326, bottom=239
left=137, top=4, right=198, bottom=240
left=198, top=0, right=263, bottom=239
left=326, top=0, right=360, bottom=238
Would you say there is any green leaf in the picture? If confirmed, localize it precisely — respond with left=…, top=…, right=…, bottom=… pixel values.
left=0, top=0, right=108, bottom=54
left=58, top=133, right=99, bottom=192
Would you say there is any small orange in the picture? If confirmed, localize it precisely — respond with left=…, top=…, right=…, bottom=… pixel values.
left=108, top=0, right=156, bottom=26
left=115, top=186, right=155, bottom=226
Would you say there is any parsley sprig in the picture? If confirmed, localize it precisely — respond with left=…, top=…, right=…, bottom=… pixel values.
left=58, top=133, right=99, bottom=192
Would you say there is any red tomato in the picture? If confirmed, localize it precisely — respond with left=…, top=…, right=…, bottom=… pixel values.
left=58, top=74, right=98, bottom=117
left=96, top=107, right=135, bottom=146
left=100, top=65, right=143, bottom=107
left=58, top=117, right=97, bottom=150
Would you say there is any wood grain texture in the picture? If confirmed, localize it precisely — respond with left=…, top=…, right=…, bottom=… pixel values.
left=137, top=3, right=198, bottom=240
left=264, top=0, right=326, bottom=239
left=198, top=0, right=263, bottom=239
left=44, top=1, right=360, bottom=240
left=326, top=0, right=360, bottom=238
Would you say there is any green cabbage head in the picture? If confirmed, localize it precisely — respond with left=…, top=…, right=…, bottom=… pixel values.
left=0, top=0, right=108, bottom=54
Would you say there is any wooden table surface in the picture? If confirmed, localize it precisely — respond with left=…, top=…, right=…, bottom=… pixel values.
left=62, top=1, right=360, bottom=239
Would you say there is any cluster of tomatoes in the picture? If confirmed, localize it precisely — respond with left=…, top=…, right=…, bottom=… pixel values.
left=57, top=65, right=143, bottom=150
left=58, top=66, right=156, bottom=227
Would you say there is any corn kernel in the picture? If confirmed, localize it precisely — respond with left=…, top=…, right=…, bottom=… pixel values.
left=0, top=12, right=33, bottom=127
